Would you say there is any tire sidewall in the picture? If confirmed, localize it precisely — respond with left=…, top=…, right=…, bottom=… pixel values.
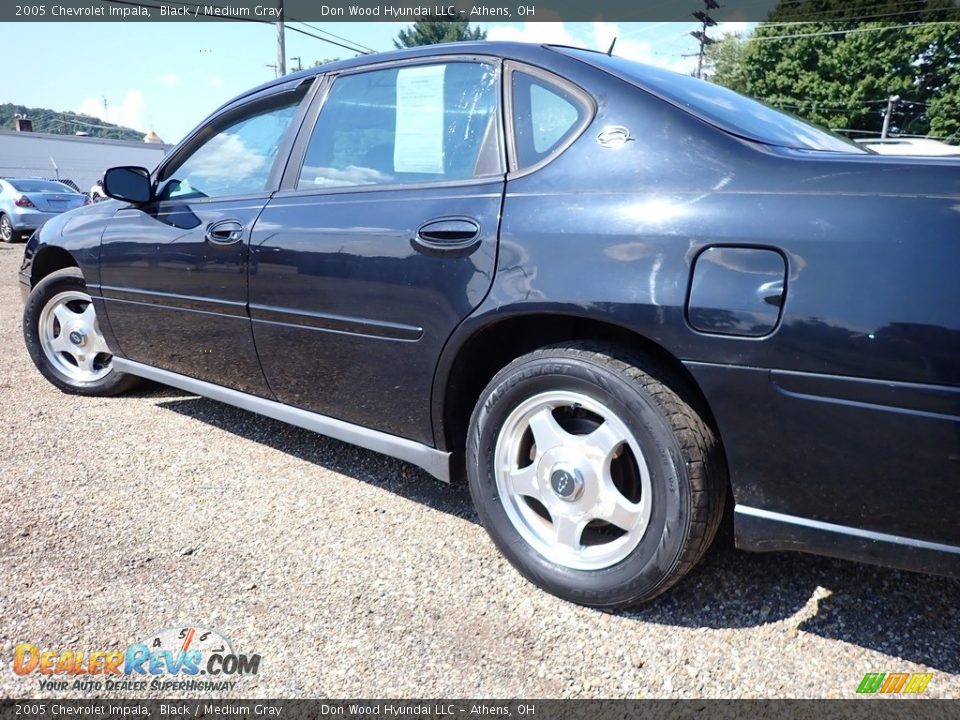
left=467, top=354, right=693, bottom=607
left=23, top=269, right=130, bottom=396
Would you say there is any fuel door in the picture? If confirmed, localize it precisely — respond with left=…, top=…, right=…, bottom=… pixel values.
left=686, top=246, right=787, bottom=337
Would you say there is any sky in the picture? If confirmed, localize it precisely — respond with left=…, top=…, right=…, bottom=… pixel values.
left=7, top=21, right=751, bottom=144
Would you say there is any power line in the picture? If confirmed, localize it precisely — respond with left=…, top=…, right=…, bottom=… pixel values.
left=292, top=20, right=376, bottom=54
left=47, top=116, right=133, bottom=131
left=99, top=0, right=372, bottom=55
left=151, top=0, right=374, bottom=54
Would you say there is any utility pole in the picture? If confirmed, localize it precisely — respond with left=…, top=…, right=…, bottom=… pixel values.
left=291, top=56, right=302, bottom=72
left=881, top=94, right=900, bottom=138
left=690, top=0, right=719, bottom=79
left=266, top=63, right=278, bottom=77
left=275, top=0, right=286, bottom=77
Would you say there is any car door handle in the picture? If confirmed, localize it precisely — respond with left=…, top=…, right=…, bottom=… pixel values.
left=205, top=219, right=244, bottom=245
left=757, top=279, right=785, bottom=307
left=412, top=217, right=481, bottom=256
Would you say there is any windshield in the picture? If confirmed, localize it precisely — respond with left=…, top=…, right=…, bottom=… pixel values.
left=9, top=179, right=77, bottom=193
left=559, top=48, right=865, bottom=154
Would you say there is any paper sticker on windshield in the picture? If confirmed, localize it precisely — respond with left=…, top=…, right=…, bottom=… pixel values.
left=394, top=65, right=446, bottom=174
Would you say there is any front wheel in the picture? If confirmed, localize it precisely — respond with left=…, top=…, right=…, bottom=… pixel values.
left=466, top=343, right=726, bottom=608
left=23, top=267, right=139, bottom=396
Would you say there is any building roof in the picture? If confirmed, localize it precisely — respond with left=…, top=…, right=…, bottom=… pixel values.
left=0, top=127, right=172, bottom=150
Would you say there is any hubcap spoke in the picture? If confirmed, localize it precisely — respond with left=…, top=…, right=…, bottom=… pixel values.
left=89, top=333, right=111, bottom=357
left=79, top=302, right=97, bottom=328
left=504, top=463, right=540, bottom=499
left=595, top=476, right=645, bottom=532
left=49, top=332, right=73, bottom=355
left=553, top=514, right=586, bottom=552
left=52, top=303, right=78, bottom=327
left=527, top=407, right=569, bottom=454
left=583, top=420, right=626, bottom=462
left=600, top=494, right=644, bottom=532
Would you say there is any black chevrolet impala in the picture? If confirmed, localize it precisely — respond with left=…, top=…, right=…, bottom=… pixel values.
left=18, top=42, right=960, bottom=606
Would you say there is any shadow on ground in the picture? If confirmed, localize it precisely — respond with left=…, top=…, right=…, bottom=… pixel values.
left=153, top=392, right=960, bottom=674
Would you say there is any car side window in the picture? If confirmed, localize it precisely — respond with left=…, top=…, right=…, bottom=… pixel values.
left=511, top=70, right=589, bottom=170
left=157, top=98, right=301, bottom=201
left=296, top=62, right=502, bottom=190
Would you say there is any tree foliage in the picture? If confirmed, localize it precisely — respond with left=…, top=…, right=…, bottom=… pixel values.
left=705, top=0, right=960, bottom=139
left=393, top=20, right=486, bottom=48
left=0, top=103, right=144, bottom=141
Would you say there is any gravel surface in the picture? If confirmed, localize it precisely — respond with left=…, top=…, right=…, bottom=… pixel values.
left=1, top=242, right=958, bottom=699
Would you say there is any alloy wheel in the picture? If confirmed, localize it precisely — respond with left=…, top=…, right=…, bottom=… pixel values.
left=494, top=390, right=653, bottom=571
left=37, top=290, right=113, bottom=382
left=0, top=215, right=12, bottom=242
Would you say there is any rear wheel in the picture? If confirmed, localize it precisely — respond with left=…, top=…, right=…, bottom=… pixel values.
left=0, top=214, right=15, bottom=243
left=466, top=343, right=725, bottom=607
left=23, top=268, right=139, bottom=396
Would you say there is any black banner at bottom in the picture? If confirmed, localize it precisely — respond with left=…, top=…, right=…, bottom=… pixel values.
left=1, top=700, right=958, bottom=720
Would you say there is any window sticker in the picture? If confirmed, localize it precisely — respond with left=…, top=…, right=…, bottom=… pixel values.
left=394, top=65, right=446, bottom=174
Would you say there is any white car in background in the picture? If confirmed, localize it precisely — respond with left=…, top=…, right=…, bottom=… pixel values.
left=89, top=179, right=108, bottom=202
left=856, top=137, right=960, bottom=156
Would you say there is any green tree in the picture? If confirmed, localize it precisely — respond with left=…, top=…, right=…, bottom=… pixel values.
left=707, top=0, right=960, bottom=138
left=704, top=34, right=749, bottom=92
left=393, top=20, right=485, bottom=48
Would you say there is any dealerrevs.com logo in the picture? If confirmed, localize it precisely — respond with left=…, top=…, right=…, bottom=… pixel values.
left=13, top=625, right=261, bottom=693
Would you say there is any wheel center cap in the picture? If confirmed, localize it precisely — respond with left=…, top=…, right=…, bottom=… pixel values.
left=550, top=467, right=583, bottom=502
left=69, top=330, right=86, bottom=346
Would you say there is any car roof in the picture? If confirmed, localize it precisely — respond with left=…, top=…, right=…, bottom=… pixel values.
left=218, top=41, right=576, bottom=111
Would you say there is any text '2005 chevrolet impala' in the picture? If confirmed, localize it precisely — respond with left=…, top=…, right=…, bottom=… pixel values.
left=18, top=42, right=960, bottom=607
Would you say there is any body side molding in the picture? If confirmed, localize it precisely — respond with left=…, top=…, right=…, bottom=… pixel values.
left=112, top=358, right=452, bottom=482
left=735, top=505, right=960, bottom=578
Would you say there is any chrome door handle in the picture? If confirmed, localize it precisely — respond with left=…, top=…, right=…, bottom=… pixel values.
left=205, top=219, right=244, bottom=245
left=412, top=217, right=481, bottom=257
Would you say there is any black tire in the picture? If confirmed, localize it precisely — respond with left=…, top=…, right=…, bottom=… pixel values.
left=23, top=267, right=140, bottom=396
left=466, top=343, right=726, bottom=608
left=0, top=213, right=16, bottom=243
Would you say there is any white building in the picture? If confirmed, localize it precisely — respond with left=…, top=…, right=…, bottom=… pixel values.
left=0, top=129, right=172, bottom=193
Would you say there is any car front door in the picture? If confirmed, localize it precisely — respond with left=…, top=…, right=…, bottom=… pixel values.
left=99, top=84, right=311, bottom=396
left=249, top=59, right=505, bottom=444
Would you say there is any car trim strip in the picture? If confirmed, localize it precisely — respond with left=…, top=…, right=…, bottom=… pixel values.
left=735, top=505, right=960, bottom=577
left=737, top=505, right=960, bottom=555
left=112, top=358, right=452, bottom=483
left=100, top=286, right=248, bottom=317
left=249, top=304, right=423, bottom=341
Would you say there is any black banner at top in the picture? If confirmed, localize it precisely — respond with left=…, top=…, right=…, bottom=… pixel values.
left=5, top=0, right=793, bottom=23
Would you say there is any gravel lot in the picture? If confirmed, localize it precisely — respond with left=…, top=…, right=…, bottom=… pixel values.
left=0, top=241, right=958, bottom=699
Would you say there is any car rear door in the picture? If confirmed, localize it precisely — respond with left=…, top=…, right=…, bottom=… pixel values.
left=249, top=58, right=505, bottom=444
left=98, top=82, right=313, bottom=396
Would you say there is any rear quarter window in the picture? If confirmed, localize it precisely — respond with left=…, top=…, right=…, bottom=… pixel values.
left=509, top=68, right=592, bottom=171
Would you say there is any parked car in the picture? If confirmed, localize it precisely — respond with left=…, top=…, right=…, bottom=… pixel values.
left=18, top=42, right=960, bottom=607
left=0, top=178, right=88, bottom=242
left=855, top=137, right=960, bottom=156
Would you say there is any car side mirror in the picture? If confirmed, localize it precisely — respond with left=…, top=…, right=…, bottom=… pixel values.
left=103, top=166, right=152, bottom=204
